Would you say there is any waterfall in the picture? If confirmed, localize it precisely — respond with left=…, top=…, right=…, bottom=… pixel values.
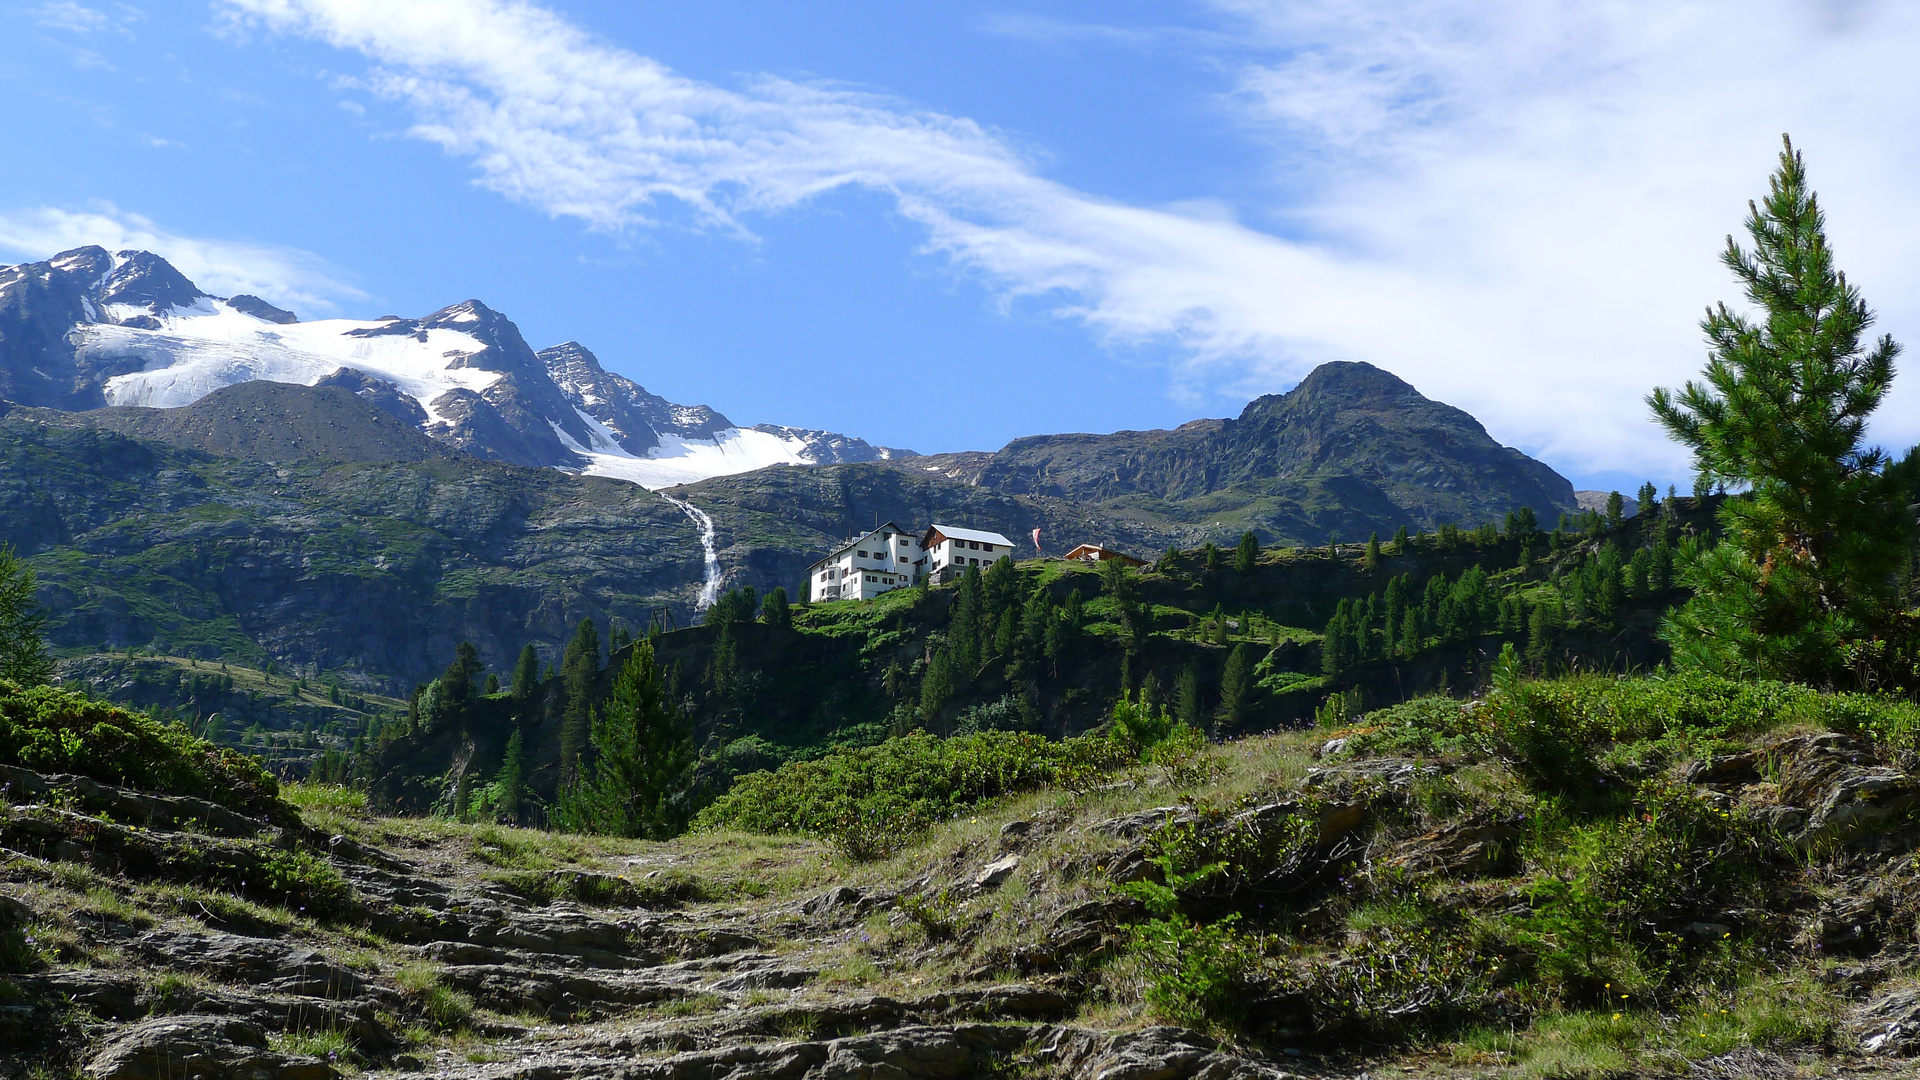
left=663, top=495, right=722, bottom=610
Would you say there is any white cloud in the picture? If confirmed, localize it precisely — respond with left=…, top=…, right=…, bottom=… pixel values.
left=35, top=1, right=141, bottom=36
left=216, top=0, right=1920, bottom=480
left=0, top=204, right=367, bottom=314
left=1205, top=0, right=1920, bottom=475
left=36, top=1, right=111, bottom=33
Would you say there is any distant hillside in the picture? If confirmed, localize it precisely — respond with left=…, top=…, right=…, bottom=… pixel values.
left=0, top=384, right=1178, bottom=690
left=0, top=392, right=699, bottom=690
left=918, top=362, right=1575, bottom=543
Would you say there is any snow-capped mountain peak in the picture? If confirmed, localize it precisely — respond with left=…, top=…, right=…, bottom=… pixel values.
left=0, top=246, right=913, bottom=487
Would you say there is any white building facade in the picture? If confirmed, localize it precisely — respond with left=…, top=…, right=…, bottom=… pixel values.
left=922, top=524, right=1016, bottom=584
left=805, top=522, right=1021, bottom=600
left=807, top=522, right=926, bottom=601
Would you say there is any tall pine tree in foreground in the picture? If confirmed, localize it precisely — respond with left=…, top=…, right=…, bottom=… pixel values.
left=555, top=640, right=695, bottom=838
left=1649, top=136, right=1917, bottom=689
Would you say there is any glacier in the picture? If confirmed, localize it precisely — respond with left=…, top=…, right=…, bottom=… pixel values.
left=548, top=409, right=820, bottom=490
left=69, top=295, right=844, bottom=490
left=79, top=299, right=502, bottom=428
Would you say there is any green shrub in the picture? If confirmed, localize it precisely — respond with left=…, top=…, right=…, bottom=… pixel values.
left=0, top=679, right=287, bottom=821
left=1119, top=826, right=1275, bottom=1033
left=1348, top=672, right=1920, bottom=777
left=258, top=849, right=354, bottom=920
left=694, top=727, right=1136, bottom=857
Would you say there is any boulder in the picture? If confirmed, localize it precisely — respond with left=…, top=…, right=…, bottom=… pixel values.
left=1858, top=985, right=1920, bottom=1055
left=133, top=931, right=368, bottom=998
left=1766, top=733, right=1920, bottom=847
left=973, top=855, right=1021, bottom=892
left=84, top=1015, right=336, bottom=1080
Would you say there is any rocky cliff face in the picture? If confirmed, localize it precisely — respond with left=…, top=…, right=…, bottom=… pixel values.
left=967, top=361, right=1575, bottom=537
left=537, top=341, right=734, bottom=455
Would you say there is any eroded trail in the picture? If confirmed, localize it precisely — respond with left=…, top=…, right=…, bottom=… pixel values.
left=0, top=763, right=1306, bottom=1080
left=19, top=717, right=1920, bottom=1079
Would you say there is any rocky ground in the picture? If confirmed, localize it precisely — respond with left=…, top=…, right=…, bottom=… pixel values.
left=14, top=703, right=1920, bottom=1079
left=0, top=755, right=1324, bottom=1080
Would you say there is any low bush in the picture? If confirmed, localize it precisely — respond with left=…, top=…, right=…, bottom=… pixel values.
left=1120, top=832, right=1277, bottom=1033
left=258, top=849, right=354, bottom=921
left=0, top=679, right=287, bottom=821
left=694, top=723, right=1148, bottom=858
left=1347, top=671, right=1920, bottom=782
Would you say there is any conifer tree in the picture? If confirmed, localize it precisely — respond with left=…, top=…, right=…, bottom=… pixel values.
left=995, top=608, right=1018, bottom=659
left=1176, top=662, right=1201, bottom=727
left=1365, top=533, right=1381, bottom=572
left=1637, top=481, right=1659, bottom=518
left=1649, top=136, right=1915, bottom=686
left=920, top=649, right=954, bottom=727
left=1526, top=601, right=1559, bottom=673
left=554, top=640, right=694, bottom=839
left=1234, top=530, right=1259, bottom=574
left=510, top=644, right=539, bottom=705
left=760, top=586, right=791, bottom=629
left=1217, top=643, right=1252, bottom=737
left=951, top=566, right=985, bottom=675
left=490, top=728, right=527, bottom=823
left=1606, top=491, right=1626, bottom=529
left=1323, top=600, right=1353, bottom=676
left=1392, top=524, right=1411, bottom=552
left=0, top=545, right=50, bottom=686
left=558, top=619, right=601, bottom=783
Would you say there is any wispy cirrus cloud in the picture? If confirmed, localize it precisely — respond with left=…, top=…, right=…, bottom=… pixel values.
left=214, top=0, right=1920, bottom=479
left=0, top=204, right=367, bottom=313
left=35, top=1, right=141, bottom=36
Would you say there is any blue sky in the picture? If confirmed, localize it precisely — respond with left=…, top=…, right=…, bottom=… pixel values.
left=5, top=1, right=1920, bottom=492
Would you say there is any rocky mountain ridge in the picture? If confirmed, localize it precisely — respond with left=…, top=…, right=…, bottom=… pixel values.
left=905, top=361, right=1575, bottom=538
left=0, top=247, right=908, bottom=488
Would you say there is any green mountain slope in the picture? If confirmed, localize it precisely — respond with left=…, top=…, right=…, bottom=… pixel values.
left=0, top=389, right=703, bottom=689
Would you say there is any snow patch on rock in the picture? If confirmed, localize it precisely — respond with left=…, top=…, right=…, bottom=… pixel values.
left=79, top=299, right=501, bottom=426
